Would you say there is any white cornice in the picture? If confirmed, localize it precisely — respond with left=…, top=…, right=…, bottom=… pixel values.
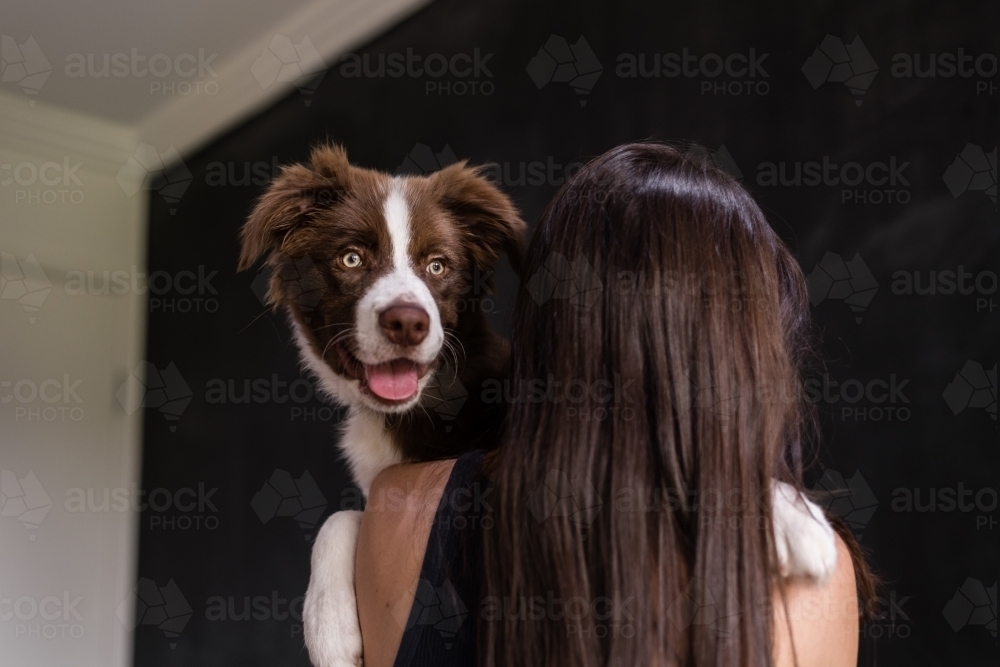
left=136, top=0, right=432, bottom=160
left=0, top=0, right=430, bottom=173
left=0, top=89, right=139, bottom=176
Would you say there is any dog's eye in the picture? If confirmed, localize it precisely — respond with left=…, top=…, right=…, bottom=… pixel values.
left=427, top=259, right=446, bottom=276
left=342, top=251, right=363, bottom=268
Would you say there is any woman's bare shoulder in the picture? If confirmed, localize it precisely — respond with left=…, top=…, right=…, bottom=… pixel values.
left=772, top=533, right=860, bottom=667
left=355, top=460, right=457, bottom=667
left=357, top=457, right=458, bottom=562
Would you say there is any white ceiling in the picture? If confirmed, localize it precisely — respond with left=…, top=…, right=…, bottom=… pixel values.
left=2, top=0, right=429, bottom=156
left=4, top=0, right=320, bottom=123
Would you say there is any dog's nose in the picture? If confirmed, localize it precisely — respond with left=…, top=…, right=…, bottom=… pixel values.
left=378, top=304, right=430, bottom=347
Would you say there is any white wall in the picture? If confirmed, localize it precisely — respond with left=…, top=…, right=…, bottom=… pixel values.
left=0, top=3, right=431, bottom=664
left=0, top=89, right=148, bottom=667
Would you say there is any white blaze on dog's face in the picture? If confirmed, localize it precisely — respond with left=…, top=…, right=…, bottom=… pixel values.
left=349, top=183, right=443, bottom=410
left=238, top=144, right=524, bottom=414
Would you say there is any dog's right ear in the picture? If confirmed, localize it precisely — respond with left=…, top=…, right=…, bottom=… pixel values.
left=238, top=144, right=351, bottom=271
left=431, top=162, right=528, bottom=275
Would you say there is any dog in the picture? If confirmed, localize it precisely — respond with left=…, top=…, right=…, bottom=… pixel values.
left=239, top=144, right=525, bottom=666
left=239, top=144, right=838, bottom=667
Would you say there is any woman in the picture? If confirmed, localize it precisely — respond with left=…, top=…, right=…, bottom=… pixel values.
left=355, top=143, right=874, bottom=667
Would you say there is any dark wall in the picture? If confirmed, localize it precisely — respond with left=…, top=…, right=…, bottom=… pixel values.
left=134, top=0, right=997, bottom=664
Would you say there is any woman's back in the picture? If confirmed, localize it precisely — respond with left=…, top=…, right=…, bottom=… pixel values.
left=358, top=143, right=872, bottom=667
left=356, top=457, right=860, bottom=667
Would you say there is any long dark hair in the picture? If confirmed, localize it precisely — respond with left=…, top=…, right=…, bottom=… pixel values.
left=480, top=142, right=871, bottom=666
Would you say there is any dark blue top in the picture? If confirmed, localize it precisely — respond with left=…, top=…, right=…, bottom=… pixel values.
left=392, top=449, right=486, bottom=667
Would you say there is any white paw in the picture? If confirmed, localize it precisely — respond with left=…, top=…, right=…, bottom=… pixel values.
left=772, top=481, right=838, bottom=584
left=303, top=510, right=364, bottom=667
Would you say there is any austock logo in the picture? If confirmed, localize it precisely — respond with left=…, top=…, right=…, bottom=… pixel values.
left=694, top=144, right=743, bottom=181
left=1, top=155, right=85, bottom=205
left=688, top=361, right=741, bottom=420
left=668, top=576, right=740, bottom=640
left=250, top=254, right=324, bottom=325
left=396, top=142, right=584, bottom=189
left=892, top=49, right=997, bottom=79
left=0, top=251, right=51, bottom=324
left=420, top=362, right=469, bottom=431
left=801, top=35, right=878, bottom=106
left=338, top=47, right=494, bottom=96
left=890, top=265, right=996, bottom=314
left=525, top=252, right=602, bottom=312
left=251, top=470, right=328, bottom=539
left=116, top=144, right=193, bottom=214
left=891, top=483, right=996, bottom=530
left=803, top=252, right=993, bottom=320
left=527, top=247, right=801, bottom=318
left=616, top=47, right=770, bottom=97
left=0, top=590, right=85, bottom=639
left=64, top=47, right=219, bottom=97
left=942, top=360, right=997, bottom=421
left=527, top=35, right=603, bottom=106
left=810, top=469, right=878, bottom=538
left=0, top=468, right=52, bottom=540
left=251, top=35, right=326, bottom=105
left=116, top=361, right=193, bottom=431
left=805, top=252, right=878, bottom=323
left=0, top=35, right=52, bottom=97
left=863, top=589, right=913, bottom=641
left=395, top=143, right=458, bottom=175
left=805, top=373, right=911, bottom=422
left=942, top=143, right=997, bottom=203
left=942, top=578, right=997, bottom=638
left=64, top=482, right=220, bottom=531
left=203, top=590, right=304, bottom=630
left=204, top=373, right=336, bottom=422
left=65, top=265, right=220, bottom=314
left=393, top=578, right=468, bottom=648
left=204, top=155, right=281, bottom=187
left=480, top=374, right=636, bottom=423
left=117, top=578, right=192, bottom=649
left=527, top=469, right=603, bottom=526
left=754, top=155, right=911, bottom=205
left=483, top=156, right=583, bottom=188
left=891, top=49, right=997, bottom=95
left=479, top=589, right=636, bottom=638
left=1, top=374, right=85, bottom=422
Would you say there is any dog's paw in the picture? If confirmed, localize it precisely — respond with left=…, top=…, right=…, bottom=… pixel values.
left=303, top=510, right=364, bottom=667
left=772, top=481, right=838, bottom=584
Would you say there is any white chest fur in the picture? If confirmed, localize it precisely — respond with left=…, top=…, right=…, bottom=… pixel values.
left=338, top=408, right=402, bottom=498
left=290, top=316, right=402, bottom=498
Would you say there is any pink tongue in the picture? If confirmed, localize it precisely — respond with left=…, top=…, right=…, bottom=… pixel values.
left=365, top=359, right=419, bottom=401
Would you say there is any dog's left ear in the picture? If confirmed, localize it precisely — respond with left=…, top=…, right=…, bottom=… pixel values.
left=432, top=163, right=527, bottom=274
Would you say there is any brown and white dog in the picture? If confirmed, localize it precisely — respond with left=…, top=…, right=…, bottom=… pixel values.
left=239, top=145, right=838, bottom=667
left=239, top=144, right=524, bottom=666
